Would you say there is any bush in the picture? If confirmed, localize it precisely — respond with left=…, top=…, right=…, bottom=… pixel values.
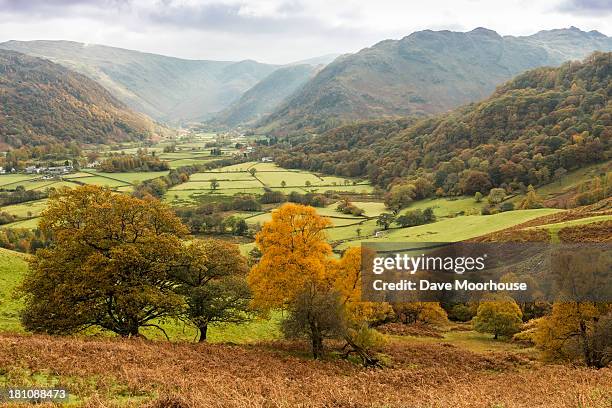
left=392, top=302, right=448, bottom=325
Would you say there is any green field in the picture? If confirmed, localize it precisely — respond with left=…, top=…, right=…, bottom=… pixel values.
left=401, top=196, right=486, bottom=218
left=165, top=162, right=374, bottom=205
left=335, top=208, right=562, bottom=249
left=172, top=179, right=263, bottom=191
left=167, top=158, right=218, bottom=168
left=0, top=199, right=47, bottom=218
left=0, top=218, right=40, bottom=229
left=528, top=214, right=612, bottom=237
left=190, top=172, right=255, bottom=182
left=77, top=176, right=130, bottom=188
left=0, top=249, right=28, bottom=332
left=83, top=170, right=169, bottom=184
left=0, top=174, right=39, bottom=187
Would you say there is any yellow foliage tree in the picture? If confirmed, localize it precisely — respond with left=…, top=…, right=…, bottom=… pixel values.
left=248, top=203, right=388, bottom=362
left=248, top=203, right=333, bottom=311
left=473, top=294, right=523, bottom=339
left=20, top=185, right=188, bottom=337
left=392, top=302, right=448, bottom=325
left=533, top=302, right=610, bottom=367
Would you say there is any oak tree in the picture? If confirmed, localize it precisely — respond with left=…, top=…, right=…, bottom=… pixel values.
left=20, top=185, right=188, bottom=337
left=174, top=239, right=252, bottom=342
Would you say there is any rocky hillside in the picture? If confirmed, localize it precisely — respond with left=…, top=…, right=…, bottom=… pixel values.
left=258, top=27, right=612, bottom=136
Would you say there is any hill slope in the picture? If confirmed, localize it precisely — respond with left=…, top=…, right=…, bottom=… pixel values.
left=211, top=64, right=317, bottom=126
left=270, top=52, right=611, bottom=192
left=0, top=41, right=278, bottom=123
left=0, top=50, right=158, bottom=148
left=258, top=27, right=612, bottom=136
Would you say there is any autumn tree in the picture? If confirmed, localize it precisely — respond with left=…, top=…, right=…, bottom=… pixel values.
left=173, top=239, right=252, bottom=342
left=460, top=170, right=492, bottom=195
left=384, top=184, right=416, bottom=213
left=20, top=185, right=188, bottom=337
left=392, top=302, right=448, bottom=325
left=248, top=203, right=388, bottom=362
left=519, top=185, right=543, bottom=209
left=534, top=303, right=611, bottom=367
left=473, top=295, right=523, bottom=339
left=533, top=248, right=612, bottom=367
left=281, top=290, right=346, bottom=356
left=487, top=188, right=506, bottom=205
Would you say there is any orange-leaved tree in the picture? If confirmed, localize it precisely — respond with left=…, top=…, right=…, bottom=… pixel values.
left=248, top=203, right=389, bottom=362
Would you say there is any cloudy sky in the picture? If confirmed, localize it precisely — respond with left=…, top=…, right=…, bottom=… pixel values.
left=0, top=0, right=610, bottom=64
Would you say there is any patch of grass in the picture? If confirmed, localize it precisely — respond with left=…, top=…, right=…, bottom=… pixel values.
left=336, top=208, right=562, bottom=250
left=256, top=171, right=323, bottom=187
left=77, top=176, right=130, bottom=188
left=0, top=199, right=47, bottom=218
left=0, top=249, right=28, bottom=333
left=394, top=329, right=534, bottom=355
left=0, top=218, right=40, bottom=230
left=84, top=170, right=169, bottom=184
left=189, top=172, right=255, bottom=182
left=172, top=179, right=263, bottom=190
left=402, top=196, right=486, bottom=218
left=0, top=174, right=39, bottom=187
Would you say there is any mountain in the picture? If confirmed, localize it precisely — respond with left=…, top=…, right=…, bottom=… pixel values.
left=0, top=40, right=278, bottom=123
left=269, top=52, right=611, bottom=195
left=258, top=27, right=612, bottom=136
left=211, top=64, right=318, bottom=127
left=0, top=50, right=158, bottom=148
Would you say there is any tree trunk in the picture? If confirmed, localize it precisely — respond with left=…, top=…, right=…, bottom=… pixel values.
left=198, top=323, right=208, bottom=342
left=310, top=322, right=323, bottom=359
left=342, top=335, right=381, bottom=368
left=579, top=320, right=593, bottom=367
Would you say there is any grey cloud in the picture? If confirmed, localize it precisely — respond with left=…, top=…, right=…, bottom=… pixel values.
left=0, top=0, right=129, bottom=16
left=558, top=0, right=612, bottom=15
left=142, top=2, right=356, bottom=37
left=0, top=0, right=355, bottom=38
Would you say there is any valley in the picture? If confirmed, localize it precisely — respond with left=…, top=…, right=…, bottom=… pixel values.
left=0, top=19, right=610, bottom=407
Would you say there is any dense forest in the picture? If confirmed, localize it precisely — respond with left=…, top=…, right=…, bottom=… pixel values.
left=0, top=50, right=156, bottom=149
left=269, top=52, right=611, bottom=197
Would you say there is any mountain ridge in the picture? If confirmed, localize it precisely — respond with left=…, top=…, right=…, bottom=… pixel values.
left=210, top=64, right=319, bottom=127
left=256, top=27, right=612, bottom=136
left=0, top=40, right=280, bottom=123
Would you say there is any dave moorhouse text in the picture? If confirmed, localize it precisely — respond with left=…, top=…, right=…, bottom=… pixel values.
left=372, top=279, right=528, bottom=292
